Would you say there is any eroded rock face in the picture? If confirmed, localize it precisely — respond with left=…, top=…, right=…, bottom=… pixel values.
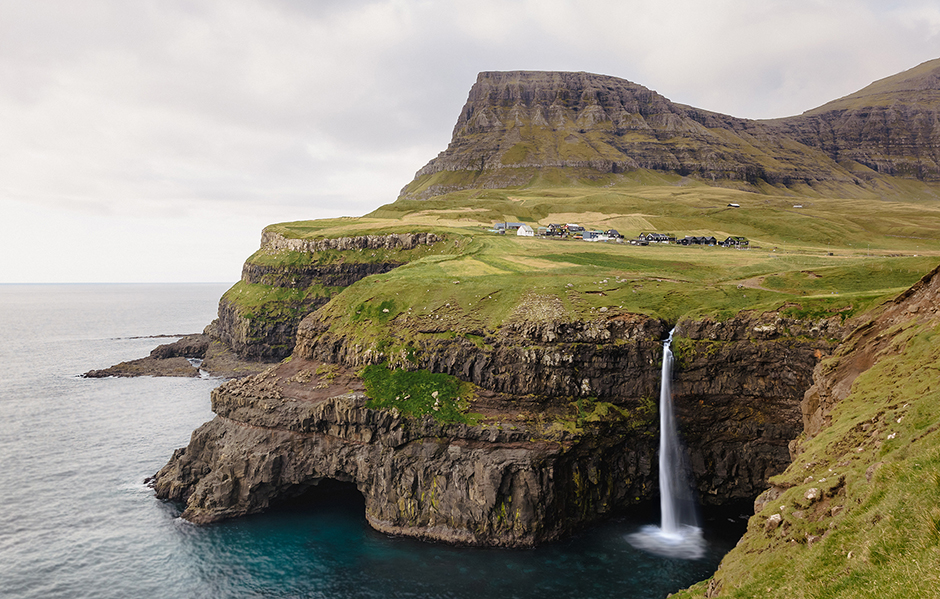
left=259, top=231, right=442, bottom=253
left=153, top=310, right=845, bottom=546
left=771, top=59, right=940, bottom=182
left=801, top=263, right=940, bottom=440
left=674, top=315, right=842, bottom=501
left=151, top=362, right=656, bottom=547
left=296, top=314, right=669, bottom=399
left=211, top=232, right=443, bottom=360
left=399, top=71, right=855, bottom=200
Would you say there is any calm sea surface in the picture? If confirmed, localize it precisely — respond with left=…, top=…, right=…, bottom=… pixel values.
left=0, top=284, right=747, bottom=599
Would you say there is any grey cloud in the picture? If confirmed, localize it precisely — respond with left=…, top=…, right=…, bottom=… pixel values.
left=1, top=0, right=938, bottom=281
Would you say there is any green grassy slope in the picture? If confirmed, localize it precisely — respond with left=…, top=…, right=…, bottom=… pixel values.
left=672, top=282, right=940, bottom=598
left=251, top=182, right=940, bottom=361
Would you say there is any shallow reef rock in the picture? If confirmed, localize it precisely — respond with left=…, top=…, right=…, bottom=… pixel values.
left=152, top=310, right=843, bottom=547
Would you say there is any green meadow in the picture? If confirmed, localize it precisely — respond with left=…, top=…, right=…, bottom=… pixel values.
left=251, top=178, right=940, bottom=341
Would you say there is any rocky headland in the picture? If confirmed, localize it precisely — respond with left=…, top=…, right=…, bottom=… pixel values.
left=151, top=303, right=845, bottom=546
left=144, top=57, right=940, bottom=571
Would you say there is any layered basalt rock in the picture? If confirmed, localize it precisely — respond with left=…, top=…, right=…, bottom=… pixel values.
left=399, top=61, right=940, bottom=199
left=83, top=333, right=277, bottom=379
left=673, top=314, right=845, bottom=500
left=211, top=232, right=443, bottom=360
left=153, top=309, right=844, bottom=545
left=770, top=58, right=940, bottom=182
left=259, top=230, right=442, bottom=253
left=151, top=360, right=657, bottom=547
left=399, top=71, right=855, bottom=200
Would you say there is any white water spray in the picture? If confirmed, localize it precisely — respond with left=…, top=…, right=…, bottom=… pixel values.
left=627, top=328, right=705, bottom=559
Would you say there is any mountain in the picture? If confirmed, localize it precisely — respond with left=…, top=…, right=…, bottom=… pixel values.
left=399, top=60, right=940, bottom=200
left=771, top=58, right=940, bottom=181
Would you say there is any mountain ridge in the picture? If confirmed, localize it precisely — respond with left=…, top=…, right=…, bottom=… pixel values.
left=400, top=60, right=940, bottom=200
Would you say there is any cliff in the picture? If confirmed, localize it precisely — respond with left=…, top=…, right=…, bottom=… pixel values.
left=210, top=231, right=443, bottom=360
left=399, top=71, right=851, bottom=200
left=149, top=60, right=940, bottom=557
left=673, top=263, right=940, bottom=598
left=770, top=58, right=940, bottom=182
left=151, top=308, right=843, bottom=546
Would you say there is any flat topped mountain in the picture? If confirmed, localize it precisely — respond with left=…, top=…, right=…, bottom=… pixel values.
left=400, top=61, right=940, bottom=200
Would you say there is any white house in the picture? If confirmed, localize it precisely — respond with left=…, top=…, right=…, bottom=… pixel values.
left=517, top=224, right=535, bottom=237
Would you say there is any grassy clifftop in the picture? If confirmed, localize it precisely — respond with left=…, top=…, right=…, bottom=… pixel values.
left=235, top=181, right=940, bottom=369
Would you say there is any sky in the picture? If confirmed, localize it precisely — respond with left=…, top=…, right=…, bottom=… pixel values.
left=2, top=0, right=938, bottom=283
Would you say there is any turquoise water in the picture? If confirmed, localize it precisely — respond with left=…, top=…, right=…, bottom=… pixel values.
left=0, top=284, right=747, bottom=598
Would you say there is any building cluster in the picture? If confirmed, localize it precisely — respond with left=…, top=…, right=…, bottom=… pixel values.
left=632, top=233, right=749, bottom=248
left=492, top=222, right=623, bottom=241
left=491, top=222, right=749, bottom=248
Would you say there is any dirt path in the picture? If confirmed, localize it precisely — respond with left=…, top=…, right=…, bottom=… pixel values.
left=736, top=276, right=775, bottom=292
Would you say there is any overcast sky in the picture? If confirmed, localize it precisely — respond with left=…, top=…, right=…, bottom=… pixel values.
left=2, top=0, right=938, bottom=283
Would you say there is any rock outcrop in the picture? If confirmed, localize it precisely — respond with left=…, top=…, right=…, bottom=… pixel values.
left=151, top=360, right=655, bottom=546
left=83, top=333, right=277, bottom=379
left=211, top=232, right=444, bottom=360
left=152, top=309, right=844, bottom=545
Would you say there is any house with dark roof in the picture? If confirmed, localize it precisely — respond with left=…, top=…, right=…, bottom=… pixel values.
left=722, top=236, right=749, bottom=248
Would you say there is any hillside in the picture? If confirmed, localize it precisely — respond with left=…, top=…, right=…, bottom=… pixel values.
left=673, top=264, right=940, bottom=598
left=399, top=61, right=940, bottom=200
left=771, top=58, right=940, bottom=183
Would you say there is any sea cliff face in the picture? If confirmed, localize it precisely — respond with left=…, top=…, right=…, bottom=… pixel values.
left=152, top=308, right=843, bottom=546
left=210, top=232, right=443, bottom=360
left=151, top=370, right=654, bottom=546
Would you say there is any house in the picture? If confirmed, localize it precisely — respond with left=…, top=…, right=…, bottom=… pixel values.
left=605, top=229, right=623, bottom=239
left=639, top=232, right=675, bottom=244
left=517, top=224, right=535, bottom=237
left=679, top=236, right=714, bottom=245
left=582, top=230, right=609, bottom=242
left=722, top=236, right=749, bottom=248
left=493, top=222, right=525, bottom=232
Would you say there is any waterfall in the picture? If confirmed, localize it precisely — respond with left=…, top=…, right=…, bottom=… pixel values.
left=659, top=328, right=682, bottom=535
left=626, top=327, right=704, bottom=559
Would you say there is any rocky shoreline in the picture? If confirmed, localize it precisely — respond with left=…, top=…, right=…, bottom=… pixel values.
left=148, top=308, right=844, bottom=546
left=83, top=333, right=278, bottom=379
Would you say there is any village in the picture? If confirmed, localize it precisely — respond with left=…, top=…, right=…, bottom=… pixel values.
left=491, top=222, right=750, bottom=248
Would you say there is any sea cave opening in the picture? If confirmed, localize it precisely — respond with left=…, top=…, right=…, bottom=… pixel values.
left=270, top=478, right=366, bottom=518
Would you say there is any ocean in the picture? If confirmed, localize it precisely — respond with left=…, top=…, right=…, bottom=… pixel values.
left=0, top=283, right=746, bottom=599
